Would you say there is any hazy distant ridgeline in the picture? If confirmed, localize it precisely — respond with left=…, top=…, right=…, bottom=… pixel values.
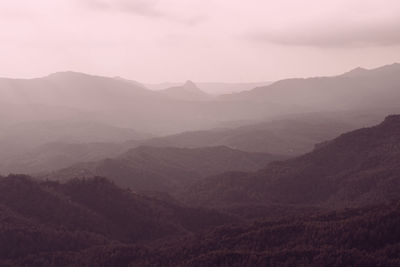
left=46, top=146, right=285, bottom=193
left=0, top=72, right=287, bottom=135
left=145, top=81, right=273, bottom=95
left=1, top=63, right=399, bottom=136
left=158, top=81, right=212, bottom=101
left=0, top=109, right=389, bottom=176
left=0, top=120, right=148, bottom=173
left=0, top=140, right=139, bottom=175
left=0, top=112, right=380, bottom=176
left=220, top=63, right=400, bottom=111
left=143, top=116, right=356, bottom=155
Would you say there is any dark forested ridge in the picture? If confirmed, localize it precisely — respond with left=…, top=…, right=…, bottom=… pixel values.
left=1, top=175, right=399, bottom=266
left=0, top=175, right=236, bottom=263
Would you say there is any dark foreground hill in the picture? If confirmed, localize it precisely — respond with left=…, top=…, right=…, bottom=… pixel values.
left=3, top=198, right=400, bottom=266
left=0, top=175, right=234, bottom=262
left=48, top=146, right=284, bottom=193
left=181, top=115, right=400, bottom=208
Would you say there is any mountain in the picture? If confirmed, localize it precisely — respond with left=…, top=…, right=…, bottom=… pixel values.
left=159, top=80, right=211, bottom=101
left=181, top=115, right=400, bottom=208
left=47, top=146, right=285, bottom=193
left=220, top=63, right=400, bottom=112
left=143, top=115, right=358, bottom=155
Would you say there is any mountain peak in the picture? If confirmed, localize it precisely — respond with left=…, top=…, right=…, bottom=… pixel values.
left=341, top=67, right=368, bottom=77
left=183, top=80, right=200, bottom=91
left=159, top=80, right=210, bottom=101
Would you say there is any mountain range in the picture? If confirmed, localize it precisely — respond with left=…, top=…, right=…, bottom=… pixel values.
left=2, top=63, right=400, bottom=265
left=1, top=63, right=400, bottom=135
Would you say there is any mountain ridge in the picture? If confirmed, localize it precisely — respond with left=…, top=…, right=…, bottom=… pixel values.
left=46, top=145, right=285, bottom=193
left=181, top=114, right=400, bottom=208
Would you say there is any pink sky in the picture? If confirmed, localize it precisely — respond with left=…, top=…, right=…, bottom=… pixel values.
left=1, top=0, right=400, bottom=83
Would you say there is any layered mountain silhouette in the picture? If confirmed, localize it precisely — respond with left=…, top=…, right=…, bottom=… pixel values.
left=48, top=146, right=285, bottom=193
left=2, top=64, right=400, bottom=266
left=182, top=115, right=400, bottom=208
left=0, top=115, right=400, bottom=266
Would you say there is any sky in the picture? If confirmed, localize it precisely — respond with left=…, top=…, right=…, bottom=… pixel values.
left=0, top=0, right=400, bottom=83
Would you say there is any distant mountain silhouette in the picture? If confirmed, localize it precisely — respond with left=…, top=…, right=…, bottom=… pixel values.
left=182, top=115, right=400, bottom=208
left=220, top=63, right=400, bottom=112
left=48, top=146, right=285, bottom=193
left=159, top=80, right=211, bottom=101
left=145, top=81, right=273, bottom=95
left=0, top=71, right=288, bottom=134
left=0, top=71, right=158, bottom=109
left=3, top=64, right=400, bottom=135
